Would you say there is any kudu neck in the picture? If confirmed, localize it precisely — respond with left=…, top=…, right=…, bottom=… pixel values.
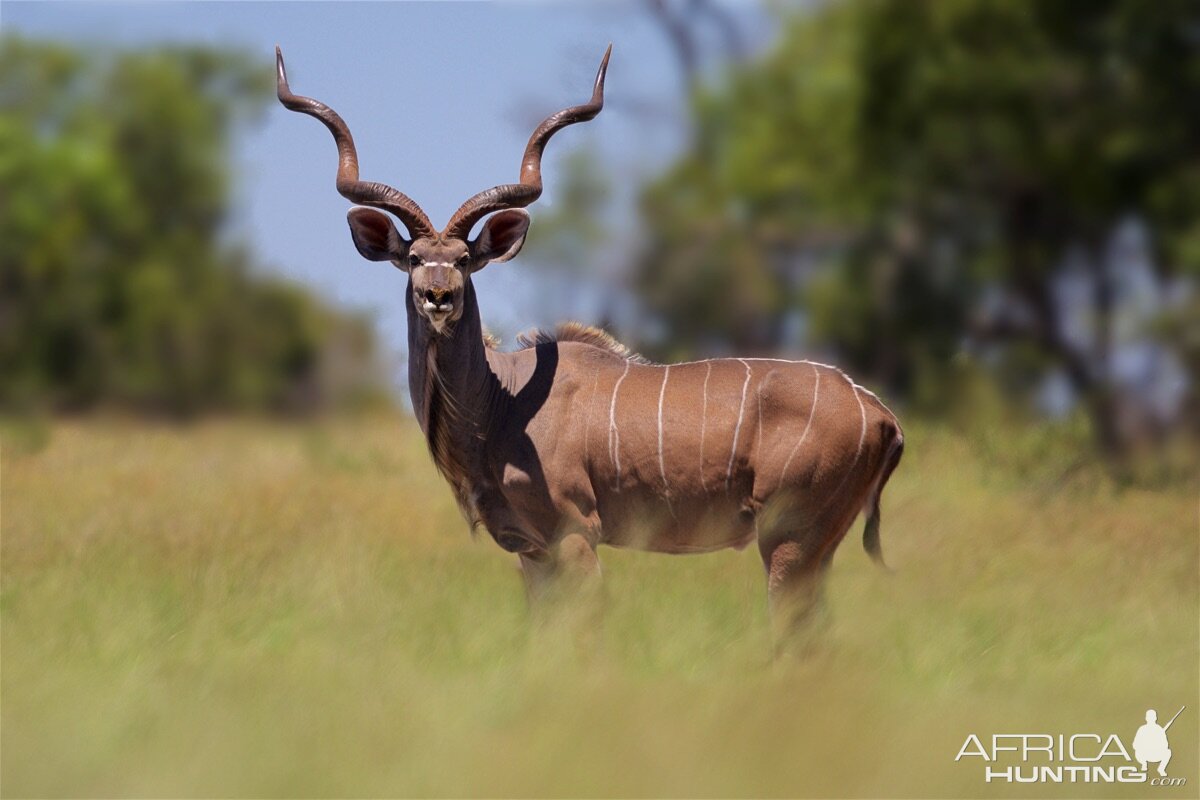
left=406, top=278, right=495, bottom=441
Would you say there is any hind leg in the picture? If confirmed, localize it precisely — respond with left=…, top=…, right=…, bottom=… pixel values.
left=757, top=499, right=862, bottom=652
left=758, top=535, right=830, bottom=651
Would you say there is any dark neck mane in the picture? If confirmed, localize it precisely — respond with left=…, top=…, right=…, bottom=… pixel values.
left=406, top=280, right=495, bottom=525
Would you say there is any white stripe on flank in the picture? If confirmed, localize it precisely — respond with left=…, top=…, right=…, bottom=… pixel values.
left=850, top=380, right=867, bottom=457
left=699, top=362, right=712, bottom=493
left=608, top=362, right=631, bottom=485
left=726, top=359, right=752, bottom=491
left=779, top=365, right=821, bottom=484
left=756, top=372, right=770, bottom=458
left=817, top=377, right=869, bottom=511
left=657, top=366, right=671, bottom=495
left=657, top=366, right=676, bottom=518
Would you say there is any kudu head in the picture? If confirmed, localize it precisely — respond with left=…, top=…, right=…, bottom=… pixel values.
left=275, top=45, right=610, bottom=334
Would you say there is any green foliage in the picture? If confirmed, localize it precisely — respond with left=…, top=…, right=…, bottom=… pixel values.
left=522, top=150, right=612, bottom=272
left=0, top=37, right=383, bottom=415
left=635, top=1, right=1200, bottom=444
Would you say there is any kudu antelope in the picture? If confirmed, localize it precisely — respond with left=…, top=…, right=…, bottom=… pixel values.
left=276, top=46, right=904, bottom=638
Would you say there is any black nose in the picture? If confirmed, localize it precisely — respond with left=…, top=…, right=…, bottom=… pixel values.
left=424, top=288, right=450, bottom=305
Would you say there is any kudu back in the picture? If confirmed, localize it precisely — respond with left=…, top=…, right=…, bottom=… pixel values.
left=276, top=45, right=904, bottom=639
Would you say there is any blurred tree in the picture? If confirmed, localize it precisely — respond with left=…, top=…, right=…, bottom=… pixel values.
left=513, top=149, right=631, bottom=333
left=635, top=0, right=1200, bottom=453
left=0, top=37, right=383, bottom=415
left=523, top=150, right=612, bottom=272
left=648, top=0, right=749, bottom=97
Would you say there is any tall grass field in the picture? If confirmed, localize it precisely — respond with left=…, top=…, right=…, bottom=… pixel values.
left=2, top=416, right=1196, bottom=797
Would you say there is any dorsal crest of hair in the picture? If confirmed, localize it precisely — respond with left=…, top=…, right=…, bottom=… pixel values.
left=515, top=322, right=648, bottom=363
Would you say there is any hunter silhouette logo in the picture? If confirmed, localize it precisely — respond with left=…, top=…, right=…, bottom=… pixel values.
left=1134, top=707, right=1184, bottom=777
left=956, top=705, right=1189, bottom=785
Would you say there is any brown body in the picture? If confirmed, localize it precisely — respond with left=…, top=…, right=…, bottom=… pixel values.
left=482, top=340, right=900, bottom=556
left=277, top=45, right=904, bottom=638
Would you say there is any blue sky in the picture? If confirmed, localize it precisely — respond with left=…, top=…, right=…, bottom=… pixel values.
left=6, top=1, right=773, bottom=360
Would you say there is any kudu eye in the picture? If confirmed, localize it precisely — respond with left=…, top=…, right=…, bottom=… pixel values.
left=456, top=255, right=470, bottom=268
left=408, top=254, right=421, bottom=267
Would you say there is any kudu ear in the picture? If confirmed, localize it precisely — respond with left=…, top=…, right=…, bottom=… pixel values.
left=472, top=209, right=531, bottom=270
left=347, top=208, right=410, bottom=267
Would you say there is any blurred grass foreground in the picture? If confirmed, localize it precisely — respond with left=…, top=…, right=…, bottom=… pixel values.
left=2, top=415, right=1197, bottom=797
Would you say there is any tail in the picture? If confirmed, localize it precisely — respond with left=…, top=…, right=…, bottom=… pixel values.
left=863, top=429, right=904, bottom=570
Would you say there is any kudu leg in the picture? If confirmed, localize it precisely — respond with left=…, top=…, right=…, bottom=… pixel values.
left=519, top=532, right=602, bottom=618
left=519, top=533, right=603, bottom=657
left=759, top=538, right=831, bottom=652
left=756, top=496, right=863, bottom=655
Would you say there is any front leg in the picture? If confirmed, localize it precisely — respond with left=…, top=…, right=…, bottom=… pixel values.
left=519, top=532, right=603, bottom=659
left=518, top=532, right=602, bottom=607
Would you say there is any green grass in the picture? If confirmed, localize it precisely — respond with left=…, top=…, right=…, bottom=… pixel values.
left=2, top=416, right=1197, bottom=797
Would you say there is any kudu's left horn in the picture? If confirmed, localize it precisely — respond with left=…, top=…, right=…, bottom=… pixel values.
left=442, top=44, right=612, bottom=240
left=275, top=46, right=436, bottom=240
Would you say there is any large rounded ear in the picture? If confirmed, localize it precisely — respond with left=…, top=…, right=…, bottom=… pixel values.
left=472, top=209, right=530, bottom=270
left=347, top=208, right=410, bottom=267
